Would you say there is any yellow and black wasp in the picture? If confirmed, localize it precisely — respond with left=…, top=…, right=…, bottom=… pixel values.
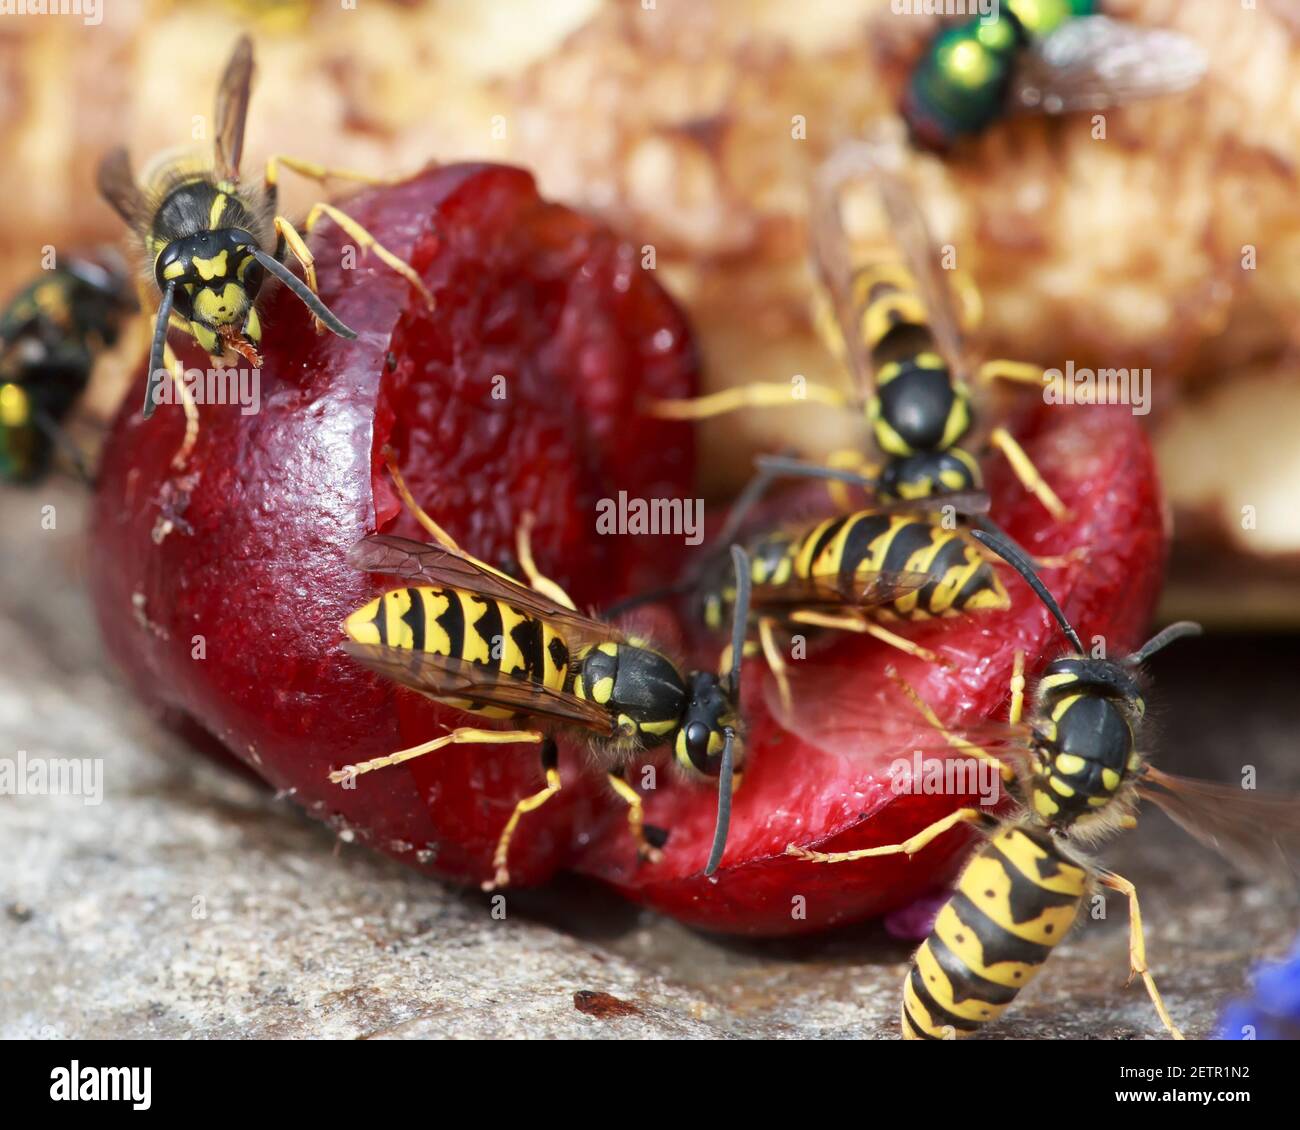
left=331, top=458, right=751, bottom=890
left=684, top=473, right=1008, bottom=710
left=96, top=35, right=432, bottom=427
left=651, top=138, right=1067, bottom=521
left=788, top=528, right=1300, bottom=1040
left=0, top=257, right=135, bottom=485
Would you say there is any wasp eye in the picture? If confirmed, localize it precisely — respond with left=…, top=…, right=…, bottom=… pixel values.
left=684, top=720, right=713, bottom=773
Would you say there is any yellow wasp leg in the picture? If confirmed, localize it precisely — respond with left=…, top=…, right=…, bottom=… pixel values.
left=382, top=447, right=462, bottom=551
left=328, top=726, right=542, bottom=783
left=789, top=609, right=948, bottom=669
left=949, top=269, right=984, bottom=332
left=484, top=737, right=562, bottom=891
left=786, top=806, right=984, bottom=863
left=987, top=426, right=1071, bottom=523
left=380, top=447, right=518, bottom=583
left=160, top=342, right=199, bottom=470
left=1098, top=870, right=1185, bottom=1041
left=304, top=201, right=436, bottom=310
left=646, top=381, right=850, bottom=421
left=976, top=358, right=1045, bottom=386
left=1008, top=648, right=1025, bottom=726
left=825, top=447, right=878, bottom=511
left=265, top=154, right=408, bottom=191
left=887, top=664, right=1013, bottom=783
left=272, top=215, right=324, bottom=331
left=607, top=771, right=663, bottom=864
left=515, top=511, right=577, bottom=610
left=758, top=615, right=792, bottom=717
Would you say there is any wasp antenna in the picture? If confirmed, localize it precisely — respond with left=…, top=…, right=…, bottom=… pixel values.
left=726, top=544, right=751, bottom=706
left=704, top=728, right=735, bottom=878
left=250, top=248, right=357, bottom=340
left=969, top=527, right=1083, bottom=653
left=1127, top=621, right=1203, bottom=666
left=753, top=453, right=881, bottom=494
left=143, top=282, right=177, bottom=419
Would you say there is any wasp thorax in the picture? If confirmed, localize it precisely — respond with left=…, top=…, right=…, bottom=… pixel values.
left=870, top=358, right=971, bottom=456
left=576, top=642, right=687, bottom=746
left=675, top=670, right=738, bottom=778
left=877, top=448, right=981, bottom=502
left=1029, top=656, right=1145, bottom=825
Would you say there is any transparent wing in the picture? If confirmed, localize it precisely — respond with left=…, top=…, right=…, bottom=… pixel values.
left=753, top=568, right=934, bottom=613
left=213, top=35, right=255, bottom=180
left=341, top=641, right=617, bottom=736
left=1012, top=16, right=1207, bottom=116
left=811, top=140, right=969, bottom=392
left=1139, top=765, right=1300, bottom=880
left=348, top=535, right=626, bottom=652
left=96, top=147, right=148, bottom=227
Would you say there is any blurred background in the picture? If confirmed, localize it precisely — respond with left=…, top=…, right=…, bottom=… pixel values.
left=3, top=0, right=1299, bottom=623
left=1, top=0, right=1297, bottom=1039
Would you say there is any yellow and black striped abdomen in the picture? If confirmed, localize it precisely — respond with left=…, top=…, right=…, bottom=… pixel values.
left=343, top=585, right=570, bottom=715
left=793, top=511, right=1008, bottom=620
left=901, top=824, right=1088, bottom=1040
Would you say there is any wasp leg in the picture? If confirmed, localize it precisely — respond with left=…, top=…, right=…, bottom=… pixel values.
left=788, top=609, right=950, bottom=669
left=887, top=663, right=1013, bottom=783
left=1097, top=870, right=1185, bottom=1040
left=949, top=269, right=984, bottom=332
left=272, top=216, right=326, bottom=333
left=265, top=154, right=409, bottom=192
left=607, top=766, right=663, bottom=865
left=646, top=380, right=850, bottom=421
left=987, top=426, right=1070, bottom=522
left=1008, top=648, right=1025, bottom=726
left=975, top=359, right=1044, bottom=386
left=328, top=726, right=543, bottom=783
left=786, top=806, right=987, bottom=863
left=825, top=447, right=879, bottom=511
left=758, top=615, right=793, bottom=717
left=515, top=511, right=577, bottom=610
left=303, top=201, right=436, bottom=310
left=160, top=341, right=200, bottom=470
left=484, top=737, right=562, bottom=892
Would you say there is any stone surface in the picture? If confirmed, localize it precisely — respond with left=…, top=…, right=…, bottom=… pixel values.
left=2, top=484, right=1297, bottom=1039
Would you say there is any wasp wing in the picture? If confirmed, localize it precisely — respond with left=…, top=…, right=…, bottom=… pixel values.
left=341, top=641, right=617, bottom=736
left=753, top=568, right=934, bottom=614
left=348, top=535, right=626, bottom=651
left=812, top=140, right=970, bottom=393
left=1011, top=16, right=1207, bottom=116
left=1139, top=765, right=1300, bottom=880
left=214, top=35, right=255, bottom=181
left=96, top=147, right=148, bottom=228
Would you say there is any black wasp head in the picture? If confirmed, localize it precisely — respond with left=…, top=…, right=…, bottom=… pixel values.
left=675, top=670, right=739, bottom=778
left=154, top=229, right=262, bottom=327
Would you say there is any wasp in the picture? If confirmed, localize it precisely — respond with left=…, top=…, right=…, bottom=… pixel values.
left=651, top=140, right=1071, bottom=526
left=788, top=528, right=1300, bottom=1040
left=683, top=476, right=1008, bottom=712
left=903, top=1, right=1207, bottom=150
left=96, top=35, right=433, bottom=431
left=331, top=457, right=751, bottom=890
left=0, top=256, right=135, bottom=485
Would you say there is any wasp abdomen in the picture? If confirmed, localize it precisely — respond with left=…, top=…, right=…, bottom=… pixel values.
left=902, top=825, right=1087, bottom=1040
left=344, top=585, right=570, bottom=717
